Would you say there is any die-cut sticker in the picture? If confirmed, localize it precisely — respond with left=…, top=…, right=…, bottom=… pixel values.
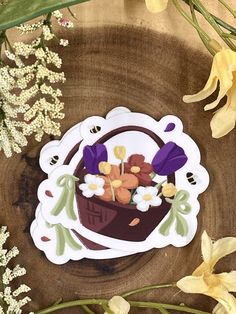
left=31, top=107, right=209, bottom=263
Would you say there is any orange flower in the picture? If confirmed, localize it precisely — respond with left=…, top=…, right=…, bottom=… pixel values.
left=99, top=165, right=138, bottom=204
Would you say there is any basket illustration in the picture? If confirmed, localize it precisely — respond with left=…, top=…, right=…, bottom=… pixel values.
left=72, top=126, right=177, bottom=242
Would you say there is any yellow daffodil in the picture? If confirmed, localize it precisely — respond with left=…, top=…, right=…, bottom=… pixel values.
left=183, top=48, right=236, bottom=138
left=177, top=231, right=236, bottom=314
left=106, top=296, right=130, bottom=314
left=145, top=0, right=168, bottom=13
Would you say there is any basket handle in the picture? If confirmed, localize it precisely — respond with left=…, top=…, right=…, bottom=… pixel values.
left=74, top=125, right=165, bottom=176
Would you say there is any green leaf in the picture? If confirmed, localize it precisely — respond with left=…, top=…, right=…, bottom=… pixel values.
left=55, top=224, right=66, bottom=256
left=159, top=209, right=175, bottom=236
left=175, top=213, right=188, bottom=237
left=0, top=0, right=91, bottom=31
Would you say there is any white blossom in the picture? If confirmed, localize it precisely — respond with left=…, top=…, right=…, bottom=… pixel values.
left=133, top=186, right=162, bottom=212
left=0, top=227, right=31, bottom=313
left=59, top=39, right=69, bottom=47
left=0, top=9, right=72, bottom=157
left=79, top=175, right=105, bottom=198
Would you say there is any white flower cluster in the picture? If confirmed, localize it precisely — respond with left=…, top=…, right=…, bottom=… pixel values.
left=0, top=227, right=31, bottom=314
left=0, top=9, right=73, bottom=157
left=16, top=20, right=44, bottom=34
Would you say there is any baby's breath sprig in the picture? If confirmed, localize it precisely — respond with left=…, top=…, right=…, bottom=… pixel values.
left=0, top=10, right=73, bottom=157
left=0, top=226, right=31, bottom=314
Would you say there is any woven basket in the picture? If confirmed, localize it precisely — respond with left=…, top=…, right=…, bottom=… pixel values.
left=71, top=126, right=175, bottom=242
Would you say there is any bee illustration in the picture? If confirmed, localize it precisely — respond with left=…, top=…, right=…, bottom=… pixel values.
left=186, top=172, right=200, bottom=185
left=90, top=125, right=101, bottom=134
left=49, top=155, right=59, bottom=165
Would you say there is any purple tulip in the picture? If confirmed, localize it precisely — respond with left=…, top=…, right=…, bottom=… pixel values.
left=152, top=142, right=187, bottom=176
left=83, top=144, right=108, bottom=174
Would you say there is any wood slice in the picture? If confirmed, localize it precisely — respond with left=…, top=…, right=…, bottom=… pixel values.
left=0, top=25, right=235, bottom=313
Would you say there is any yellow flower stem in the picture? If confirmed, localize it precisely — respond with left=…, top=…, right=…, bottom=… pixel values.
left=218, top=0, right=236, bottom=18
left=101, top=303, right=114, bottom=314
left=35, top=298, right=211, bottom=314
left=171, top=0, right=210, bottom=42
left=108, top=178, right=116, bottom=201
left=181, top=0, right=236, bottom=35
left=129, top=301, right=211, bottom=314
left=159, top=307, right=170, bottom=314
left=191, top=0, right=236, bottom=51
left=121, top=283, right=175, bottom=298
left=222, top=32, right=236, bottom=40
left=35, top=299, right=108, bottom=314
left=155, top=180, right=167, bottom=190
left=189, top=1, right=215, bottom=55
left=121, top=159, right=124, bottom=175
left=81, top=305, right=95, bottom=314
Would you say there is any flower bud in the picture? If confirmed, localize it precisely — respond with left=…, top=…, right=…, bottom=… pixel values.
left=162, top=183, right=177, bottom=197
left=114, top=146, right=126, bottom=160
left=108, top=296, right=130, bottom=314
left=99, top=161, right=112, bottom=175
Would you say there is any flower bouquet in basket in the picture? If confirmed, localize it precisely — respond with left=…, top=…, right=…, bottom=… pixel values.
left=77, top=140, right=190, bottom=241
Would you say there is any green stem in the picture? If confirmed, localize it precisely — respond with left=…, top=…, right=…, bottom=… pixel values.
left=101, top=303, right=114, bottom=314
left=129, top=301, right=211, bottom=314
left=222, top=32, right=236, bottom=40
left=4, top=33, right=14, bottom=53
left=67, top=7, right=78, bottom=20
left=218, top=0, right=236, bottom=18
left=35, top=298, right=211, bottom=314
left=181, top=0, right=236, bottom=35
left=171, top=0, right=210, bottom=41
left=81, top=305, right=95, bottom=314
left=189, top=1, right=215, bottom=55
left=122, top=283, right=175, bottom=298
left=213, top=15, right=236, bottom=35
left=191, top=0, right=236, bottom=50
left=159, top=308, right=170, bottom=314
left=0, top=0, right=90, bottom=31
left=35, top=299, right=108, bottom=314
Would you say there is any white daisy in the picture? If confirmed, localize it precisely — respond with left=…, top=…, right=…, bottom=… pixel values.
left=79, top=174, right=105, bottom=198
left=133, top=186, right=162, bottom=212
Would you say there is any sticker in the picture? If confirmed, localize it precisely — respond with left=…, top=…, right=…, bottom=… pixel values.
left=31, top=107, right=209, bottom=263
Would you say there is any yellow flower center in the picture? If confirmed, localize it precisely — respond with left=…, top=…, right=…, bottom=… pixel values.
left=88, top=183, right=98, bottom=190
left=203, top=273, right=221, bottom=288
left=143, top=194, right=152, bottom=201
left=131, top=166, right=141, bottom=174
left=111, top=180, right=122, bottom=188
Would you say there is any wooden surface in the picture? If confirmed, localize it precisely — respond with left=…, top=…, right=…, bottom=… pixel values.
left=1, top=1, right=236, bottom=313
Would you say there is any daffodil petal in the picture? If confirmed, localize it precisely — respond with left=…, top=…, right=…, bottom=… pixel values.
left=201, top=230, right=213, bottom=263
left=213, top=303, right=228, bottom=314
left=216, top=272, right=236, bottom=292
left=204, top=79, right=233, bottom=111
left=211, top=237, right=236, bottom=267
left=177, top=275, right=208, bottom=294
left=207, top=286, right=236, bottom=314
left=210, top=105, right=236, bottom=138
left=145, top=0, right=168, bottom=13
left=183, top=76, right=218, bottom=103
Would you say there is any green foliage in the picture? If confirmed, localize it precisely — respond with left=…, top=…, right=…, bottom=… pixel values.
left=0, top=0, right=90, bottom=31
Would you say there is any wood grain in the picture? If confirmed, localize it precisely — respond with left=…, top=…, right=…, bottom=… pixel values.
left=0, top=25, right=236, bottom=313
